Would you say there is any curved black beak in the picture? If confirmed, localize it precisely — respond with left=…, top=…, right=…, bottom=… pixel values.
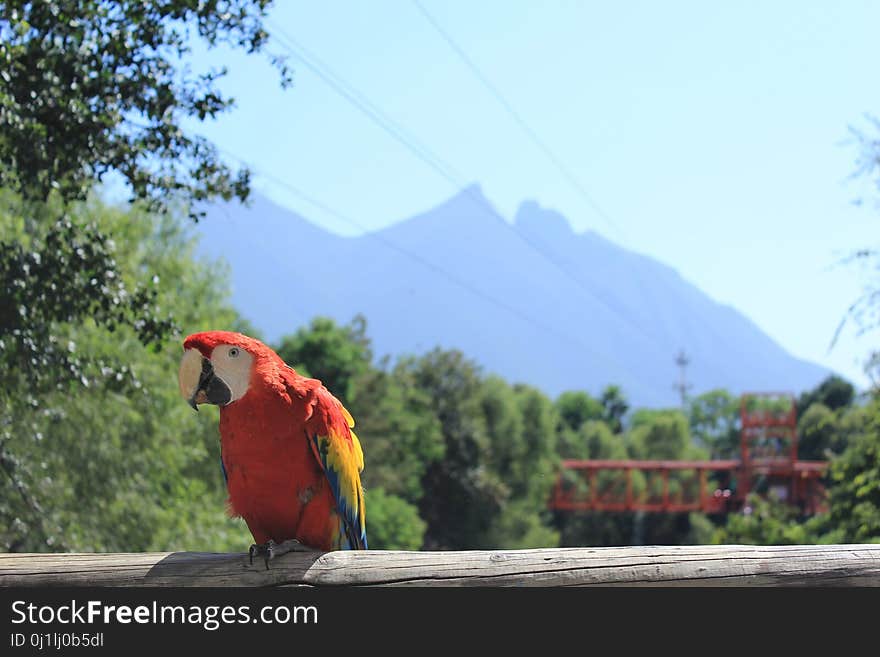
left=188, top=357, right=232, bottom=410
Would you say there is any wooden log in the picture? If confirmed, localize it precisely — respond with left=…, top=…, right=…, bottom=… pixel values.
left=1, top=544, right=879, bottom=587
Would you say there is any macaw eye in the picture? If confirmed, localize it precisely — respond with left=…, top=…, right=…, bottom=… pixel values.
left=229, top=347, right=240, bottom=358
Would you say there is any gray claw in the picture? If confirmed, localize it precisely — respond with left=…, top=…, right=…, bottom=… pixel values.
left=248, top=540, right=279, bottom=570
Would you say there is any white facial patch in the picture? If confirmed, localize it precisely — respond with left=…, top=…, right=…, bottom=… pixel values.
left=210, top=344, right=254, bottom=403
left=178, top=348, right=204, bottom=400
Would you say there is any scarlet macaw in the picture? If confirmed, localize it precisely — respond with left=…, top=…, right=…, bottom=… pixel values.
left=177, top=331, right=367, bottom=565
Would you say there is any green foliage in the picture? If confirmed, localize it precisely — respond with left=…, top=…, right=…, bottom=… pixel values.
left=797, top=403, right=840, bottom=460
left=361, top=488, right=425, bottom=550
left=0, top=193, right=176, bottom=394
left=0, top=195, right=250, bottom=552
left=556, top=391, right=604, bottom=432
left=686, top=512, right=718, bottom=544
left=404, top=349, right=505, bottom=549
left=328, top=330, right=446, bottom=552
left=480, top=382, right=560, bottom=548
left=581, top=420, right=626, bottom=459
left=628, top=409, right=702, bottom=460
left=711, top=494, right=826, bottom=545
left=821, top=398, right=880, bottom=542
left=599, top=384, right=628, bottom=433
left=479, top=377, right=526, bottom=490
left=276, top=315, right=372, bottom=405
left=795, top=383, right=866, bottom=462
left=509, top=384, right=559, bottom=501
left=483, top=499, right=559, bottom=549
left=0, top=0, right=294, bottom=554
left=554, top=513, right=631, bottom=547
left=0, top=0, right=286, bottom=212
left=352, top=362, right=445, bottom=503
left=796, top=375, right=855, bottom=418
left=0, top=1, right=288, bottom=455
left=688, top=388, right=740, bottom=458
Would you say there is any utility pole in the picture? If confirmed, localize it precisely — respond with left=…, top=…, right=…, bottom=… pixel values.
left=673, top=350, right=692, bottom=408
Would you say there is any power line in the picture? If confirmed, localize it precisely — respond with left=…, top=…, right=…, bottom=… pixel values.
left=407, top=5, right=664, bottom=357
left=266, top=21, right=653, bottom=346
left=412, top=0, right=624, bottom=240
left=216, top=146, right=623, bottom=372
left=269, top=25, right=466, bottom=192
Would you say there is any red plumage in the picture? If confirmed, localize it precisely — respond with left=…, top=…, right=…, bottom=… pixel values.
left=183, top=331, right=366, bottom=551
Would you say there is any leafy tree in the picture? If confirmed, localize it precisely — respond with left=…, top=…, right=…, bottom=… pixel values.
left=820, top=398, right=880, bottom=542
left=403, top=349, right=505, bottom=550
left=555, top=394, right=612, bottom=461
left=0, top=0, right=287, bottom=211
left=276, top=315, right=373, bottom=405
left=479, top=377, right=526, bottom=492
left=796, top=375, right=855, bottom=418
left=1, top=1, right=290, bottom=553
left=797, top=403, right=841, bottom=461
left=554, top=512, right=633, bottom=547
left=688, top=389, right=740, bottom=459
left=711, top=494, right=825, bottom=545
left=556, top=391, right=604, bottom=432
left=793, top=375, right=859, bottom=460
left=0, top=195, right=252, bottom=552
left=627, top=409, right=700, bottom=460
left=361, top=488, right=426, bottom=550
left=498, top=383, right=559, bottom=502
left=555, top=425, right=587, bottom=461
left=482, top=499, right=559, bottom=549
left=0, top=0, right=287, bottom=403
left=579, top=420, right=627, bottom=461
left=0, top=192, right=175, bottom=395
left=599, top=384, right=628, bottom=433
left=637, top=511, right=714, bottom=546
left=481, top=383, right=560, bottom=548
left=352, top=361, right=445, bottom=504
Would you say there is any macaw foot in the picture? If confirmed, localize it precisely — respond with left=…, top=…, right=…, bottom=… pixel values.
left=248, top=539, right=311, bottom=570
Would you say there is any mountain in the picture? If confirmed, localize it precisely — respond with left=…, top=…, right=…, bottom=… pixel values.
left=195, top=188, right=829, bottom=407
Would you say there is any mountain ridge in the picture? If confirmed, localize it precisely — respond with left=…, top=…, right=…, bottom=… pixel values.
left=195, top=189, right=829, bottom=407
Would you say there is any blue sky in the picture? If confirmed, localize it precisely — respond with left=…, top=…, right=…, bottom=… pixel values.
left=187, top=1, right=880, bottom=388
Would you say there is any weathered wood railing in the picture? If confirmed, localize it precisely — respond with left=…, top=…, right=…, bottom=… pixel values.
left=2, top=544, right=880, bottom=586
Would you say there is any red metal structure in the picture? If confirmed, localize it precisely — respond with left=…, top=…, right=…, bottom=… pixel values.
left=550, top=393, right=828, bottom=515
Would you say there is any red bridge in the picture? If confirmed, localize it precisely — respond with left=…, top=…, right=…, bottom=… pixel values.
left=550, top=393, right=828, bottom=515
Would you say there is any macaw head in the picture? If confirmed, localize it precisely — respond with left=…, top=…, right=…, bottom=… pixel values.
left=178, top=330, right=280, bottom=411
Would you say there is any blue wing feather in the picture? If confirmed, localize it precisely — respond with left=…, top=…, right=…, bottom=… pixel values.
left=284, top=373, right=367, bottom=550
left=310, top=433, right=367, bottom=550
